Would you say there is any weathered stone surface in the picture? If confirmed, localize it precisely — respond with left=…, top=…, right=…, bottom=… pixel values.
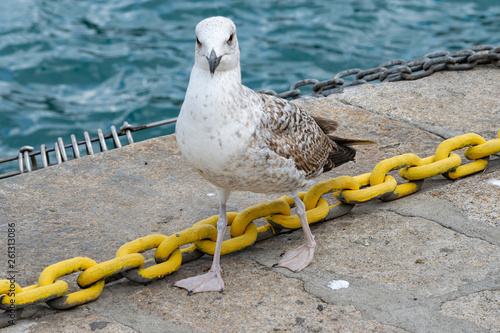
left=1, top=66, right=499, bottom=332
left=5, top=311, right=135, bottom=333
left=427, top=167, right=500, bottom=229
left=131, top=259, right=406, bottom=333
left=329, top=65, right=500, bottom=140
left=441, top=290, right=500, bottom=332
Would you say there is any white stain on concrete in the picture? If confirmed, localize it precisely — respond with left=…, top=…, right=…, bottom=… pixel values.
left=486, top=179, right=500, bottom=187
left=327, top=280, right=350, bottom=290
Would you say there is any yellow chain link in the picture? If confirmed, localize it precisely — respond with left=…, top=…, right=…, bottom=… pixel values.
left=370, top=153, right=424, bottom=201
left=337, top=173, right=398, bottom=203
left=1, top=130, right=499, bottom=324
left=195, top=212, right=258, bottom=255
left=400, top=153, right=462, bottom=180
left=116, top=234, right=182, bottom=283
left=0, top=281, right=22, bottom=296
left=435, top=133, right=489, bottom=179
left=156, top=224, right=217, bottom=262
left=0, top=281, right=67, bottom=310
left=77, top=253, right=145, bottom=288
left=38, top=257, right=105, bottom=310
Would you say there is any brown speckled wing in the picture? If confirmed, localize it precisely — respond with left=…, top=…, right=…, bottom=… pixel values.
left=256, top=93, right=336, bottom=178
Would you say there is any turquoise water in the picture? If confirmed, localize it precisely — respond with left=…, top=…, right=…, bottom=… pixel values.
left=1, top=0, right=500, bottom=172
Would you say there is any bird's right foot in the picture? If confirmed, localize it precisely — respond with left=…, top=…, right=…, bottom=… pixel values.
left=273, top=243, right=315, bottom=272
left=173, top=269, right=224, bottom=295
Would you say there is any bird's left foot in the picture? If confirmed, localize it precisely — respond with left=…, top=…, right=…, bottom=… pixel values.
left=173, top=269, right=224, bottom=295
left=273, top=244, right=315, bottom=272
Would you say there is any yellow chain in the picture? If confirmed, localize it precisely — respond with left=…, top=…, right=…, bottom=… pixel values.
left=115, top=234, right=182, bottom=283
left=37, top=257, right=105, bottom=310
left=435, top=133, right=489, bottom=179
left=1, top=130, right=499, bottom=324
left=400, top=153, right=462, bottom=180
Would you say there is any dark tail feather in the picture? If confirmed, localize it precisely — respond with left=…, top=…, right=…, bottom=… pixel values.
left=312, top=115, right=375, bottom=145
left=332, top=145, right=357, bottom=167
left=323, top=136, right=375, bottom=172
left=323, top=144, right=357, bottom=172
left=311, top=115, right=338, bottom=134
left=312, top=114, right=375, bottom=171
left=328, top=135, right=376, bottom=146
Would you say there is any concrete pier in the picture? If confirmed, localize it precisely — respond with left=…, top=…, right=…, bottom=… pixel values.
left=1, top=66, right=499, bottom=332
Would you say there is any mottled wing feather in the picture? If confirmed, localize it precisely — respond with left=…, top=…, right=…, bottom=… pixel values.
left=256, top=93, right=335, bottom=178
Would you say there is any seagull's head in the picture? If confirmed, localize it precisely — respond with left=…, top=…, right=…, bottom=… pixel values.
left=194, top=17, right=240, bottom=77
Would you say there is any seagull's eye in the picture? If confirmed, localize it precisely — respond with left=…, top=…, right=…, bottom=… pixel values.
left=196, top=37, right=202, bottom=47
left=227, top=33, right=234, bottom=45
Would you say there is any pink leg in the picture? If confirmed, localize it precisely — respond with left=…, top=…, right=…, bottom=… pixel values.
left=274, top=195, right=316, bottom=272
left=174, top=189, right=230, bottom=294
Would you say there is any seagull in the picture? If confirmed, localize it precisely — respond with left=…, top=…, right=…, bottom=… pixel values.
left=174, top=16, right=372, bottom=294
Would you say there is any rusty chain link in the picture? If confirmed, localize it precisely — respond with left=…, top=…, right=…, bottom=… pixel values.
left=1, top=130, right=499, bottom=327
left=260, top=45, right=500, bottom=99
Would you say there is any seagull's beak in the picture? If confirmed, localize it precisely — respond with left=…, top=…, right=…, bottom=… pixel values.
left=207, top=49, right=222, bottom=78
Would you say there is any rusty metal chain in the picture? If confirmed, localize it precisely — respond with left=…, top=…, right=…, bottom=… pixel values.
left=259, top=45, right=500, bottom=99
left=1, top=130, right=499, bottom=327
